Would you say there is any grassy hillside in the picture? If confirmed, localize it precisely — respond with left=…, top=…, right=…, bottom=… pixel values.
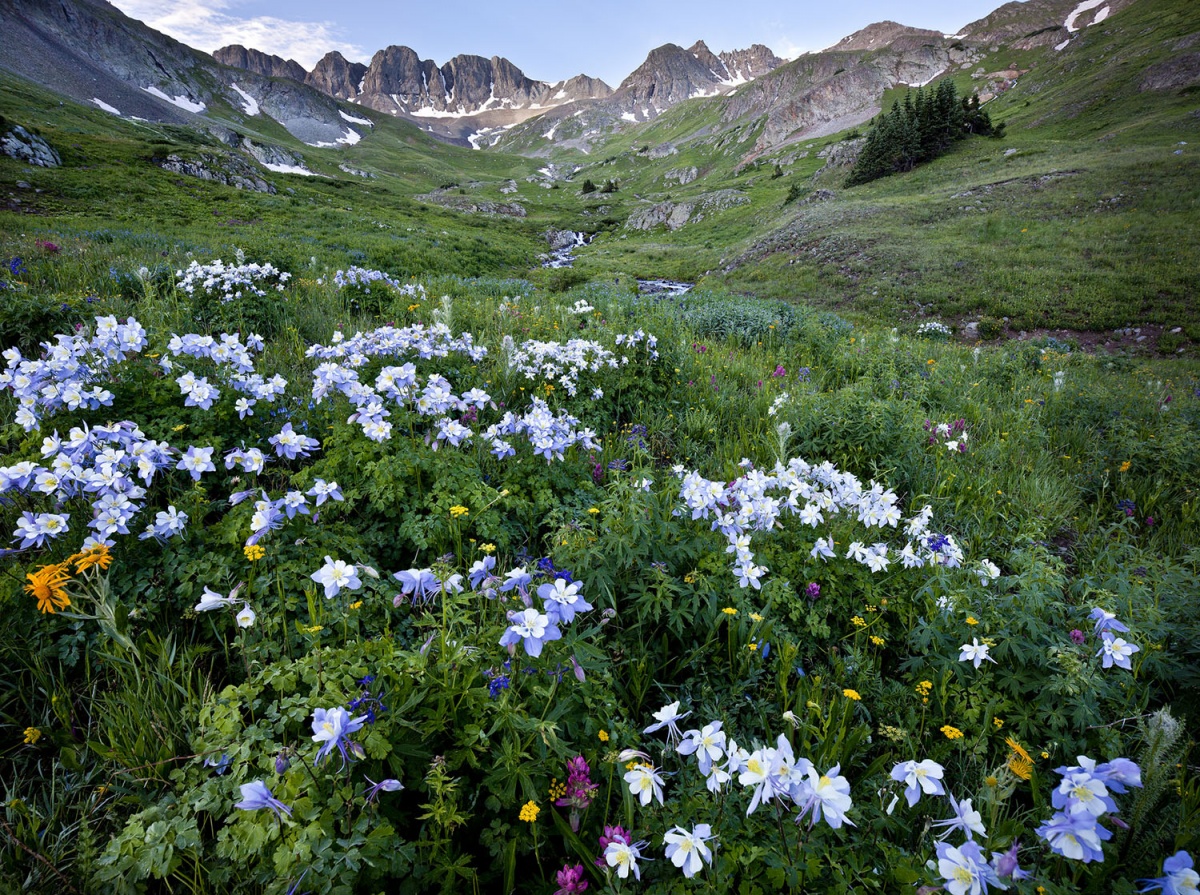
left=1, top=0, right=1197, bottom=343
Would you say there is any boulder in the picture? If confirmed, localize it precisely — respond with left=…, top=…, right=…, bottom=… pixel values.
left=156, top=153, right=275, bottom=193
left=1, top=126, right=60, bottom=167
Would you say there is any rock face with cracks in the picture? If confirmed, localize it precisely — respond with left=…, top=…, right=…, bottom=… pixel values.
left=1, top=126, right=60, bottom=167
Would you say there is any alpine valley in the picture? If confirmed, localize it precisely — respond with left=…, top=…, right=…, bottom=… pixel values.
left=1, top=0, right=1199, bottom=892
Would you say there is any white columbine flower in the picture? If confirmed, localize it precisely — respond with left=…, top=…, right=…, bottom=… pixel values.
left=959, top=638, right=996, bottom=669
left=663, top=824, right=715, bottom=878
left=236, top=603, right=256, bottom=628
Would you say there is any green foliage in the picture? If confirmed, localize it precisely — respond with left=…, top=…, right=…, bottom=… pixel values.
left=978, top=316, right=1005, bottom=341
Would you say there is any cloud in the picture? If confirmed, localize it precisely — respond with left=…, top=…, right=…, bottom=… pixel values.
left=771, top=37, right=813, bottom=61
left=110, top=0, right=367, bottom=69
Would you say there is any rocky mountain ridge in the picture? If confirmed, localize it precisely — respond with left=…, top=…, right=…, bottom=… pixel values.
left=213, top=41, right=613, bottom=145
left=492, top=0, right=1141, bottom=156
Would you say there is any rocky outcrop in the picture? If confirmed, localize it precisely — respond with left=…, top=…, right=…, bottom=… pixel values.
left=354, top=46, right=611, bottom=114
left=307, top=52, right=368, bottom=99
left=625, top=190, right=749, bottom=231
left=213, top=45, right=306, bottom=82
left=1, top=126, right=60, bottom=167
left=719, top=39, right=955, bottom=150
left=416, top=188, right=527, bottom=217
left=611, top=40, right=782, bottom=121
left=663, top=166, right=699, bottom=185
left=155, top=152, right=275, bottom=193
left=1139, top=53, right=1200, bottom=91
left=719, top=45, right=785, bottom=83
left=831, top=21, right=945, bottom=51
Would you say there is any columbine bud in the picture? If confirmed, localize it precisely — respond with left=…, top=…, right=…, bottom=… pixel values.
left=275, top=751, right=291, bottom=775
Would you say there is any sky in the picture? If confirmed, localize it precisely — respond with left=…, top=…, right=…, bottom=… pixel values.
left=109, top=0, right=1020, bottom=87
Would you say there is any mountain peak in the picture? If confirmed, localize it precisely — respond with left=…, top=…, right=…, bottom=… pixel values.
left=213, top=45, right=307, bottom=83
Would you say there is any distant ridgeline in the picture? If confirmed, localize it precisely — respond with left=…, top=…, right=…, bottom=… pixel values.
left=846, top=80, right=1005, bottom=187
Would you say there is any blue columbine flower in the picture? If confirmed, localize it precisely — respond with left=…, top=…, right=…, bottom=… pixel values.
left=1036, top=809, right=1110, bottom=862
left=234, top=780, right=291, bottom=819
left=311, top=706, right=367, bottom=765
left=499, top=608, right=561, bottom=657
left=364, top=776, right=404, bottom=803
left=537, top=577, right=592, bottom=625
left=1138, top=850, right=1199, bottom=895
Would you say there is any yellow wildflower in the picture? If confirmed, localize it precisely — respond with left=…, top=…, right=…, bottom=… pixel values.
left=722, top=607, right=737, bottom=616
left=993, top=717, right=1004, bottom=729
left=966, top=616, right=979, bottom=626
left=480, top=543, right=496, bottom=554
left=748, top=642, right=758, bottom=651
left=518, top=800, right=539, bottom=823
left=1119, top=461, right=1131, bottom=473
left=842, top=689, right=861, bottom=701
left=598, top=730, right=609, bottom=743
left=23, top=727, right=42, bottom=745
left=587, top=507, right=600, bottom=515
left=850, top=616, right=866, bottom=628
left=870, top=635, right=885, bottom=646
left=941, top=725, right=964, bottom=740
left=449, top=505, right=469, bottom=518
left=750, top=612, right=764, bottom=622
left=25, top=563, right=72, bottom=614
left=915, top=680, right=933, bottom=696
left=985, top=776, right=999, bottom=787
left=72, top=545, right=112, bottom=573
left=349, top=601, right=363, bottom=610
left=244, top=544, right=265, bottom=562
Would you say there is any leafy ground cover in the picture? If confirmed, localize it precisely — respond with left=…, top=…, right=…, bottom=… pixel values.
left=1, top=0, right=1199, bottom=887
left=0, top=239, right=1197, bottom=893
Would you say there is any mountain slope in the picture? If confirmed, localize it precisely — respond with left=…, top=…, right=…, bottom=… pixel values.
left=0, top=0, right=367, bottom=148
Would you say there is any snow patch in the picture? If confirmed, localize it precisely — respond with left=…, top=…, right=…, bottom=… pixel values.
left=230, top=83, right=259, bottom=116
left=92, top=98, right=121, bottom=115
left=143, top=85, right=206, bottom=113
left=621, top=112, right=638, bottom=122
left=263, top=162, right=321, bottom=176
left=553, top=89, right=568, bottom=100
left=909, top=67, right=947, bottom=88
left=1064, top=0, right=1108, bottom=32
left=1093, top=5, right=1110, bottom=23
left=307, top=128, right=362, bottom=148
left=1054, top=38, right=1072, bottom=51
left=410, top=105, right=472, bottom=118
left=543, top=123, right=559, bottom=140
left=339, top=110, right=373, bottom=126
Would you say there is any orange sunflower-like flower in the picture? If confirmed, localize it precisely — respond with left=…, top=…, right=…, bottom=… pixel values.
left=25, top=563, right=72, bottom=613
left=71, top=545, right=113, bottom=574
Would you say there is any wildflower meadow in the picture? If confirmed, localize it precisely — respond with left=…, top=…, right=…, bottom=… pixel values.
left=1, top=248, right=1198, bottom=894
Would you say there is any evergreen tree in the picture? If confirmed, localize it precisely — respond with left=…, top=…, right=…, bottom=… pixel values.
left=845, top=81, right=1004, bottom=187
